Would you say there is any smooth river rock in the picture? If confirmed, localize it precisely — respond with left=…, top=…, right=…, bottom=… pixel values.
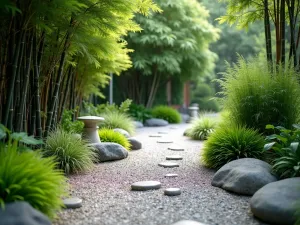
left=131, top=181, right=161, bottom=191
left=164, top=188, right=181, bottom=196
left=158, top=162, right=179, bottom=168
left=0, top=201, right=51, bottom=225
left=92, top=142, right=128, bottom=162
left=250, top=177, right=300, bottom=225
left=63, top=197, right=82, bottom=209
left=113, top=128, right=130, bottom=138
left=145, top=118, right=169, bottom=127
left=166, top=155, right=183, bottom=160
left=128, top=137, right=142, bottom=150
left=149, top=134, right=162, bottom=137
left=212, top=158, right=277, bottom=195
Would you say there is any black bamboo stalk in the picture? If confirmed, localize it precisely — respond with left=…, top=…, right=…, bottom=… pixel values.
left=29, top=74, right=36, bottom=136
left=58, top=66, right=72, bottom=122
left=264, top=0, right=273, bottom=66
left=280, top=0, right=285, bottom=65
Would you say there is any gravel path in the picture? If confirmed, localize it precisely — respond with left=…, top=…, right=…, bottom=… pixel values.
left=54, top=124, right=267, bottom=225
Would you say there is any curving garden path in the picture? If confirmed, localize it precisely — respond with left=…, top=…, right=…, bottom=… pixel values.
left=54, top=124, right=267, bottom=225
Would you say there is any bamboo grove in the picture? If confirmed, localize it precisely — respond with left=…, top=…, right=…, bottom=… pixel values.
left=219, top=0, right=300, bottom=69
left=0, top=0, right=159, bottom=137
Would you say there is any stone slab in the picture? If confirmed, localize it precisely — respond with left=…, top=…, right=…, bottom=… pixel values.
left=131, top=181, right=161, bottom=191
left=171, top=220, right=207, bottom=225
left=157, top=140, right=173, bottom=143
left=158, top=162, right=179, bottom=168
left=63, top=197, right=82, bottom=209
left=164, top=188, right=181, bottom=196
left=165, top=173, right=179, bottom=178
left=166, top=155, right=183, bottom=160
left=168, top=145, right=184, bottom=151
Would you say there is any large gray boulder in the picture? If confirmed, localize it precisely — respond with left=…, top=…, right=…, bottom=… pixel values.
left=0, top=201, right=51, bottom=225
left=212, top=158, right=277, bottom=195
left=92, top=142, right=128, bottom=162
left=144, top=118, right=169, bottom=127
left=134, top=121, right=144, bottom=128
left=128, top=137, right=142, bottom=150
left=113, top=128, right=130, bottom=138
left=250, top=177, right=300, bottom=225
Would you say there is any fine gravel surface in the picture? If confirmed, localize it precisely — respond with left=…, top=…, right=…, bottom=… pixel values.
left=54, top=124, right=268, bottom=225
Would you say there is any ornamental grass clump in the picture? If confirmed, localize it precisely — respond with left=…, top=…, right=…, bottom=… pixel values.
left=43, top=129, right=97, bottom=175
left=99, top=128, right=131, bottom=150
left=201, top=125, right=265, bottom=169
left=100, top=111, right=135, bottom=135
left=218, top=56, right=300, bottom=133
left=151, top=105, right=181, bottom=123
left=187, top=116, right=217, bottom=140
left=0, top=146, right=68, bottom=219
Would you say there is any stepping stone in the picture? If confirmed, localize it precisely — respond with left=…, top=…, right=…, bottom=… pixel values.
left=131, top=181, right=161, bottom=191
left=158, top=131, right=168, bottom=134
left=171, top=220, right=208, bottom=225
left=166, top=155, right=183, bottom=160
left=165, top=173, right=179, bottom=178
left=158, top=162, right=179, bottom=168
left=63, top=197, right=82, bottom=209
left=169, top=126, right=178, bottom=129
left=149, top=134, right=162, bottom=137
left=157, top=140, right=173, bottom=143
left=164, top=188, right=181, bottom=196
left=168, top=145, right=184, bottom=151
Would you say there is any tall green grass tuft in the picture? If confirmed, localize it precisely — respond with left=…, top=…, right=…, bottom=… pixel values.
left=187, top=116, right=217, bottom=140
left=218, top=56, right=300, bottom=133
left=0, top=146, right=68, bottom=219
left=100, top=111, right=135, bottom=135
left=43, top=129, right=97, bottom=175
left=201, top=125, right=265, bottom=169
left=99, top=128, right=131, bottom=150
left=151, top=105, right=181, bottom=123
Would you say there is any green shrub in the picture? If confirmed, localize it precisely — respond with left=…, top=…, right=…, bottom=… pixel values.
left=129, top=103, right=152, bottom=122
left=99, top=128, right=131, bottom=150
left=151, top=105, right=181, bottom=123
left=43, top=129, right=97, bottom=175
left=0, top=146, right=68, bottom=219
left=202, top=125, right=265, bottom=169
left=264, top=124, right=300, bottom=178
left=187, top=116, right=217, bottom=140
left=193, top=83, right=213, bottom=98
left=198, top=97, right=220, bottom=112
left=100, top=111, right=135, bottom=135
left=218, top=56, right=300, bottom=133
left=60, top=109, right=84, bottom=133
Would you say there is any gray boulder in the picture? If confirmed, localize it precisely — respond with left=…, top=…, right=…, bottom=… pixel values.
left=181, top=113, right=190, bottom=123
left=250, top=177, right=300, bottom=225
left=0, top=201, right=51, bottom=225
left=113, top=128, right=130, bottom=138
left=92, top=142, right=128, bottom=162
left=134, top=121, right=144, bottom=128
left=144, top=118, right=169, bottom=127
left=212, top=158, right=277, bottom=195
left=128, top=137, right=142, bottom=150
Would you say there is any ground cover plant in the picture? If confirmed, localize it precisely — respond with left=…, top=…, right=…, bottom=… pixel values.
left=99, top=128, right=131, bottom=150
left=264, top=124, right=300, bottom=178
left=218, top=56, right=300, bottom=133
left=129, top=103, right=152, bottom=122
left=186, top=116, right=217, bottom=140
left=60, top=109, right=84, bottom=134
left=202, top=125, right=265, bottom=169
left=43, top=129, right=97, bottom=175
left=151, top=105, right=181, bottom=123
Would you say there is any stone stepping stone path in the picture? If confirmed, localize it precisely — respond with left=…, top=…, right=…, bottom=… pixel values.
left=149, top=134, right=162, bottom=137
left=165, top=173, right=179, bottom=178
left=169, top=126, right=178, bottom=129
left=158, top=162, right=179, bottom=168
left=158, top=131, right=168, bottom=134
left=168, top=144, right=184, bottom=151
left=164, top=188, right=181, bottom=196
left=171, top=220, right=207, bottom=225
left=166, top=155, right=183, bottom=160
left=63, top=197, right=82, bottom=209
left=131, top=181, right=161, bottom=191
left=157, top=140, right=173, bottom=143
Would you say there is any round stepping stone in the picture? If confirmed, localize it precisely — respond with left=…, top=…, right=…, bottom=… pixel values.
left=165, top=173, right=179, bottom=178
left=149, top=134, right=162, bottom=137
left=168, top=145, right=184, bottom=151
left=166, top=155, right=183, bottom=160
left=157, top=140, right=173, bottom=143
left=164, top=188, right=181, bottom=196
left=169, top=126, right=178, bottom=129
left=158, top=162, right=179, bottom=168
left=63, top=197, right=82, bottom=209
left=131, top=181, right=161, bottom=191
left=158, top=131, right=168, bottom=134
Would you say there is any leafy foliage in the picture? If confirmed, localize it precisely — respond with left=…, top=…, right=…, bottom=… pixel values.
left=151, top=105, right=181, bottom=124
left=202, top=125, right=265, bottom=169
left=264, top=124, right=300, bottom=178
left=218, top=56, right=300, bottom=133
left=100, top=111, right=135, bottom=135
left=0, top=145, right=68, bottom=219
left=129, top=103, right=152, bottom=122
left=99, top=128, right=131, bottom=150
left=187, top=116, right=217, bottom=140
left=60, top=109, right=84, bottom=134
left=43, top=129, right=97, bottom=175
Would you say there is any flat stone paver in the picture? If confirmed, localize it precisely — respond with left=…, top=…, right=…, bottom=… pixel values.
left=164, top=188, right=181, bottom=196
left=168, top=145, right=184, bottom=151
left=158, top=131, right=168, bottom=134
left=166, top=155, right=183, bottom=160
left=171, top=220, right=207, bottom=225
left=158, top=162, right=179, bottom=168
left=157, top=140, right=173, bottom=143
left=149, top=134, right=162, bottom=137
left=63, top=197, right=82, bottom=209
left=131, top=181, right=161, bottom=191
left=165, top=173, right=179, bottom=178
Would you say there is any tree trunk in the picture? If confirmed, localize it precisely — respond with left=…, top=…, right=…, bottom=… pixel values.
left=264, top=0, right=273, bottom=65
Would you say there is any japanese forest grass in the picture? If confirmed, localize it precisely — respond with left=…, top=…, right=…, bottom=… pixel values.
left=218, top=56, right=300, bottom=133
left=99, top=128, right=131, bottom=150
